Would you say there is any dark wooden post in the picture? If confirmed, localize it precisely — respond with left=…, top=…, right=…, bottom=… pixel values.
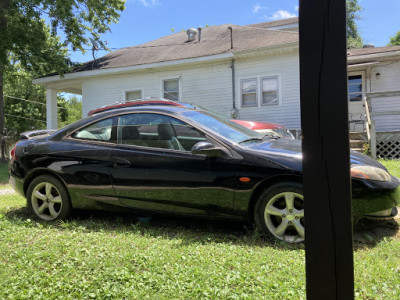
left=299, top=0, right=354, bottom=299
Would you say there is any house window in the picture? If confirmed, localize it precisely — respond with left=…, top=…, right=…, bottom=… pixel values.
left=241, top=78, right=257, bottom=107
left=163, top=79, right=180, bottom=101
left=125, top=90, right=142, bottom=102
left=348, top=75, right=363, bottom=102
left=261, top=76, right=279, bottom=106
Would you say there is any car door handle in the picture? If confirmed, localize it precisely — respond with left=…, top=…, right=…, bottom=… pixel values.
left=112, top=158, right=131, bottom=168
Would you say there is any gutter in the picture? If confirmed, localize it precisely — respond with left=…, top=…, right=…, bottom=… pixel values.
left=348, top=50, right=400, bottom=64
left=33, top=52, right=234, bottom=85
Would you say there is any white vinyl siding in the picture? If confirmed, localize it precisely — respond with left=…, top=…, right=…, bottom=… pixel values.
left=235, top=53, right=300, bottom=129
left=81, top=52, right=300, bottom=129
left=81, top=62, right=233, bottom=119
left=369, top=61, right=400, bottom=131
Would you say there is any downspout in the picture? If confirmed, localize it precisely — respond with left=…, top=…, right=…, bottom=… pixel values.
left=228, top=26, right=238, bottom=119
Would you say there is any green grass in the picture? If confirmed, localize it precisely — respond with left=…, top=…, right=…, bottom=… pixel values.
left=380, top=159, right=400, bottom=178
left=1, top=193, right=400, bottom=299
left=0, top=162, right=9, bottom=185
left=0, top=194, right=307, bottom=299
left=0, top=160, right=399, bottom=298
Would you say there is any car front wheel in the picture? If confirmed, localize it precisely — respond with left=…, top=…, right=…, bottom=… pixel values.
left=254, top=182, right=305, bottom=243
left=27, top=175, right=72, bottom=221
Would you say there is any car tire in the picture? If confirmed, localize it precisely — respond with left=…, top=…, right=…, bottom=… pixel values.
left=254, top=182, right=305, bottom=243
left=27, top=175, right=72, bottom=221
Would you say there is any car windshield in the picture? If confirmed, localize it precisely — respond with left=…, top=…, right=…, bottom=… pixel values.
left=181, top=110, right=264, bottom=144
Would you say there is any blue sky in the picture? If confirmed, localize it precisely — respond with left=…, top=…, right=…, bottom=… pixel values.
left=67, top=0, right=400, bottom=63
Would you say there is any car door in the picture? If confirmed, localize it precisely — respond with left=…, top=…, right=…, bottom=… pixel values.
left=58, top=116, right=119, bottom=208
left=109, top=112, right=236, bottom=216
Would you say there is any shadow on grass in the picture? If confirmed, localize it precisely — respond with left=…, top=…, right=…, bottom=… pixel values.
left=3, top=206, right=304, bottom=250
left=4, top=205, right=397, bottom=250
left=353, top=218, right=400, bottom=249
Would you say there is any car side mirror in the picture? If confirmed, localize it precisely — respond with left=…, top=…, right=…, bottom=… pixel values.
left=191, top=142, right=230, bottom=158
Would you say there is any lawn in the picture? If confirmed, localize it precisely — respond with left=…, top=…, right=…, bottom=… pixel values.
left=0, top=162, right=9, bottom=185
left=0, top=160, right=399, bottom=299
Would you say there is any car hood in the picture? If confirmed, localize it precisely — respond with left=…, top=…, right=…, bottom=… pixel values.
left=240, top=138, right=386, bottom=171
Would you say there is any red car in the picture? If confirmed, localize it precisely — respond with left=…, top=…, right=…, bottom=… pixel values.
left=88, top=99, right=295, bottom=139
left=231, top=119, right=295, bottom=140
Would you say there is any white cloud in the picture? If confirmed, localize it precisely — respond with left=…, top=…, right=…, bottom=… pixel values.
left=139, top=0, right=161, bottom=8
left=267, top=10, right=297, bottom=21
left=252, top=3, right=267, bottom=14
left=295, top=5, right=299, bottom=12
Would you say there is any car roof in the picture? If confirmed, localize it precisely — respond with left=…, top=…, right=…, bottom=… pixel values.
left=50, top=105, right=196, bottom=141
left=87, top=99, right=192, bottom=116
left=96, top=105, right=194, bottom=116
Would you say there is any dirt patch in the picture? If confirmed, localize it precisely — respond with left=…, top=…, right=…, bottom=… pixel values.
left=0, top=189, right=16, bottom=196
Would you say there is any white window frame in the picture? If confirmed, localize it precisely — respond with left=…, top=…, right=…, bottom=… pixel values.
left=162, top=77, right=181, bottom=101
left=240, top=77, right=258, bottom=108
left=239, top=75, right=281, bottom=108
left=123, top=89, right=143, bottom=102
left=260, top=75, right=280, bottom=106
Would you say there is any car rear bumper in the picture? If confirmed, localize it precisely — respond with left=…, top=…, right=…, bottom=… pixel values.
left=9, top=174, right=25, bottom=197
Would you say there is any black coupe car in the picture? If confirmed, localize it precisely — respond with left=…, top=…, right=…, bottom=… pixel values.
left=9, top=106, right=400, bottom=243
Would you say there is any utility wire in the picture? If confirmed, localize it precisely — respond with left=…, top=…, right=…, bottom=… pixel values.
left=66, top=42, right=198, bottom=52
left=4, top=113, right=46, bottom=123
left=5, top=95, right=68, bottom=110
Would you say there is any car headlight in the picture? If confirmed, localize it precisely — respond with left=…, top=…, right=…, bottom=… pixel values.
left=351, top=165, right=391, bottom=182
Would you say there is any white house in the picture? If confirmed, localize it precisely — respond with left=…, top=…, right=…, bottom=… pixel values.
left=33, top=17, right=400, bottom=137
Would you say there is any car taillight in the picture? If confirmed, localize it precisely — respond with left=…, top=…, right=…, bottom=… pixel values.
left=10, top=143, right=18, bottom=161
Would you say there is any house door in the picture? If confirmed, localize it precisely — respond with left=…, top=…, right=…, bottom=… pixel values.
left=348, top=71, right=366, bottom=132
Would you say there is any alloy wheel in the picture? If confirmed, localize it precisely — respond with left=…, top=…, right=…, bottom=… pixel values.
left=31, top=182, right=63, bottom=221
left=264, top=192, right=305, bottom=243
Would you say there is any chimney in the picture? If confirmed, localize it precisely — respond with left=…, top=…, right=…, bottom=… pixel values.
left=198, top=27, right=202, bottom=42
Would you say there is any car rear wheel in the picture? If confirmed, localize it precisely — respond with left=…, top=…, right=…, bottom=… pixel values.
left=27, top=175, right=72, bottom=221
left=254, top=182, right=305, bottom=243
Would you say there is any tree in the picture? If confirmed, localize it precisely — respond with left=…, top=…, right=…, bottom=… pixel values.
left=346, top=0, right=363, bottom=49
left=58, top=96, right=82, bottom=128
left=388, top=31, right=400, bottom=46
left=4, top=65, right=81, bottom=143
left=0, top=0, right=125, bottom=160
left=3, top=66, right=47, bottom=140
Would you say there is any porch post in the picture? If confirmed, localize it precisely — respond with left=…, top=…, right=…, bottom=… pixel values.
left=299, top=0, right=354, bottom=299
left=46, top=88, right=58, bottom=130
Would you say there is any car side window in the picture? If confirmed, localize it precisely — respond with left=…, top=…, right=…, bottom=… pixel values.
left=72, top=118, right=116, bottom=142
left=118, top=113, right=207, bottom=151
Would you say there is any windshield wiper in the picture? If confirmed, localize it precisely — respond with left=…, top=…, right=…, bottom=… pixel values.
left=263, top=134, right=281, bottom=140
left=239, top=137, right=264, bottom=144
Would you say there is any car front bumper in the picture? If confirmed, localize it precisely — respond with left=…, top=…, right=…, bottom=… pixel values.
left=352, top=175, right=400, bottom=217
left=363, top=207, right=398, bottom=220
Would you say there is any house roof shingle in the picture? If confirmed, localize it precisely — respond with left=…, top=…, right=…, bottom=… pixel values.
left=250, top=17, right=298, bottom=29
left=59, top=18, right=400, bottom=76
left=74, top=24, right=299, bottom=73
left=347, top=45, right=400, bottom=57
